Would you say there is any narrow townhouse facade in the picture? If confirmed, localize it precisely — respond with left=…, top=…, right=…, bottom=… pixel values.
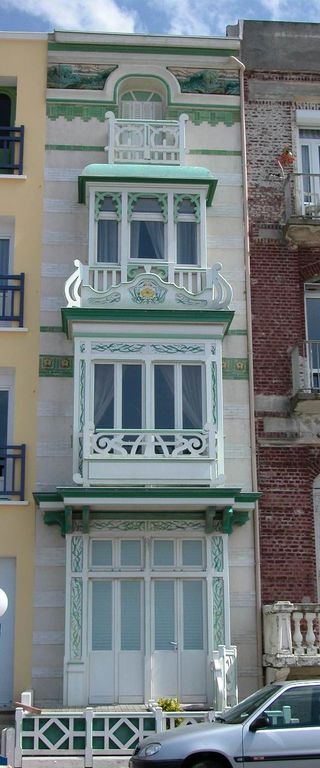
left=233, top=20, right=320, bottom=680
left=30, top=30, right=260, bottom=729
left=0, top=34, right=47, bottom=707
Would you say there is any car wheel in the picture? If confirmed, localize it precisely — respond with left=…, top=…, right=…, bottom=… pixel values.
left=190, top=760, right=224, bottom=768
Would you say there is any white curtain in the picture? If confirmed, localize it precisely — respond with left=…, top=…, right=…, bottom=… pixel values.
left=131, top=221, right=164, bottom=260
left=97, top=220, right=118, bottom=263
left=94, top=365, right=114, bottom=428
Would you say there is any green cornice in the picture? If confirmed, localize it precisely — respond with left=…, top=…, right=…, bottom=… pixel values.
left=78, top=164, right=217, bottom=206
left=167, top=106, right=240, bottom=127
left=61, top=307, right=234, bottom=339
left=48, top=42, right=239, bottom=57
left=35, top=485, right=259, bottom=536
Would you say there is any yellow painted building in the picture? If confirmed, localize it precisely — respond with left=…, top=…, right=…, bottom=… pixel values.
left=0, top=33, right=47, bottom=706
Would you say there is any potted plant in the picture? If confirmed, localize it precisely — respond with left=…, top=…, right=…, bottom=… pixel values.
left=277, top=145, right=295, bottom=167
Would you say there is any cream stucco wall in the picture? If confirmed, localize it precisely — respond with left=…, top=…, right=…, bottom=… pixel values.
left=0, top=35, right=47, bottom=702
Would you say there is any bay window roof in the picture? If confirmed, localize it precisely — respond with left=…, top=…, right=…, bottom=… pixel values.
left=78, top=163, right=217, bottom=206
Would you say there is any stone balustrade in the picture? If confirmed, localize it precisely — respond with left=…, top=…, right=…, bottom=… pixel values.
left=263, top=601, right=320, bottom=681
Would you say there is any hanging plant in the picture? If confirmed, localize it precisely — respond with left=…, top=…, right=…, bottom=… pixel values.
left=277, top=145, right=295, bottom=167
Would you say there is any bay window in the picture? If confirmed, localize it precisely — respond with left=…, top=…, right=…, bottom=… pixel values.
left=93, top=362, right=204, bottom=435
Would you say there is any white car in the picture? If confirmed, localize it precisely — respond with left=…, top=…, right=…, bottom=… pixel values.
left=130, top=680, right=320, bottom=768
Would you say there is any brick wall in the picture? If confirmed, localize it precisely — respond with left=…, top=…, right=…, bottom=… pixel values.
left=245, top=70, right=320, bottom=603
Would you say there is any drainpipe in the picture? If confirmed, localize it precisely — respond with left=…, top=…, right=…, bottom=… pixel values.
left=229, top=55, right=263, bottom=687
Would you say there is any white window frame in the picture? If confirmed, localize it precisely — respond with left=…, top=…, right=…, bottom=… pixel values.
left=93, top=361, right=145, bottom=430
left=129, top=195, right=166, bottom=262
left=87, top=186, right=207, bottom=270
left=95, top=206, right=120, bottom=266
left=152, top=361, right=205, bottom=430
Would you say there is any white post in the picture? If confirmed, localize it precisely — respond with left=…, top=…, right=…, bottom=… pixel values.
left=105, top=111, right=115, bottom=163
left=14, top=709, right=23, bottom=768
left=85, top=707, right=94, bottom=768
left=178, top=114, right=188, bottom=165
left=263, top=602, right=294, bottom=656
left=154, top=706, right=163, bottom=733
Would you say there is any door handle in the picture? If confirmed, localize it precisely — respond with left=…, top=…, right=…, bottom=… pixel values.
left=170, top=641, right=178, bottom=649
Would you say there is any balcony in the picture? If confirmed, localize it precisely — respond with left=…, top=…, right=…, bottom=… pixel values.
left=65, top=260, right=233, bottom=311
left=75, top=424, right=217, bottom=487
left=105, top=111, right=188, bottom=165
left=284, top=173, right=320, bottom=245
left=291, top=340, right=320, bottom=412
left=0, top=125, right=24, bottom=175
left=0, top=273, right=25, bottom=326
left=0, top=444, right=26, bottom=500
left=263, top=601, right=320, bottom=683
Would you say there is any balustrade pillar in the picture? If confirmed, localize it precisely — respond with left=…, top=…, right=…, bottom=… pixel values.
left=292, top=611, right=304, bottom=654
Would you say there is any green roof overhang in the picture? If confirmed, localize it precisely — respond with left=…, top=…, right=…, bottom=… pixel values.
left=78, top=164, right=218, bottom=206
left=34, top=486, right=261, bottom=536
left=61, top=307, right=234, bottom=339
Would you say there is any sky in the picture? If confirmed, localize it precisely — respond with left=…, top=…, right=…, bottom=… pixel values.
left=0, top=0, right=319, bottom=37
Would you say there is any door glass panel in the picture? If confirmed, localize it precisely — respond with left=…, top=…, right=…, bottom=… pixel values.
left=121, top=581, right=141, bottom=650
left=154, top=365, right=174, bottom=428
left=301, top=145, right=311, bottom=203
left=97, top=220, right=118, bottom=264
left=91, top=540, right=113, bottom=568
left=122, top=365, right=142, bottom=429
left=92, top=581, right=112, bottom=650
left=154, top=580, right=175, bottom=650
left=120, top=540, right=141, bottom=567
left=182, top=540, right=203, bottom=567
left=182, top=366, right=203, bottom=429
left=153, top=540, right=174, bottom=567
left=0, top=390, right=8, bottom=445
left=131, top=221, right=164, bottom=260
left=183, top=580, right=204, bottom=650
left=306, top=297, right=320, bottom=341
left=0, top=239, right=9, bottom=276
left=94, top=364, right=114, bottom=429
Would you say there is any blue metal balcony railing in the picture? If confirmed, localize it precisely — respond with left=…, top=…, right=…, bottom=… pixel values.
left=0, top=273, right=25, bottom=326
left=0, top=125, right=24, bottom=175
left=0, top=444, right=26, bottom=500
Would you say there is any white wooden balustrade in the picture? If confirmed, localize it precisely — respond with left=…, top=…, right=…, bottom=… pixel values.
left=291, top=340, right=320, bottom=395
left=105, top=111, right=188, bottom=165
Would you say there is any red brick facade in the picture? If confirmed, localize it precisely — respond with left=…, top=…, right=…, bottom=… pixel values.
left=245, top=69, right=320, bottom=604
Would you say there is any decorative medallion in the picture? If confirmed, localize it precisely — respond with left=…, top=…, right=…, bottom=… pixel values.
left=129, top=279, right=167, bottom=304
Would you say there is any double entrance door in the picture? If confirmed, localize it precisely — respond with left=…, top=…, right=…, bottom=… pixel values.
left=88, top=577, right=207, bottom=704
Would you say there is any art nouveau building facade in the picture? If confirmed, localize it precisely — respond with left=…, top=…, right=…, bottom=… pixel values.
left=32, top=31, right=260, bottom=709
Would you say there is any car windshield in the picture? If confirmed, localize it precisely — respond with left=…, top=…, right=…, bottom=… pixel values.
left=219, top=684, right=282, bottom=725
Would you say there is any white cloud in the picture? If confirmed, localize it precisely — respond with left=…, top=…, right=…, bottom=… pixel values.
left=259, top=0, right=320, bottom=21
left=0, top=0, right=137, bottom=32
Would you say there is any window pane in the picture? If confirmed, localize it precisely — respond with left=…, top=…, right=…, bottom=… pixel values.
left=92, top=540, right=112, bottom=567
left=0, top=239, right=9, bottom=275
left=133, top=197, right=162, bottom=213
left=131, top=221, right=164, bottom=260
left=120, top=540, right=141, bottom=567
left=306, top=297, right=320, bottom=341
left=153, top=540, right=174, bottom=566
left=154, top=365, right=174, bottom=428
left=182, top=540, right=203, bottom=567
left=121, top=581, right=141, bottom=650
left=178, top=198, right=196, bottom=214
left=262, top=686, right=320, bottom=728
left=94, top=364, right=114, bottom=429
left=99, top=196, right=117, bottom=212
left=97, top=220, right=118, bottom=263
left=177, top=222, right=198, bottom=265
left=182, top=366, right=203, bottom=429
left=0, top=390, right=8, bottom=445
left=154, top=580, right=175, bottom=650
left=183, top=580, right=204, bottom=650
left=92, top=581, right=112, bottom=651
left=122, top=365, right=142, bottom=429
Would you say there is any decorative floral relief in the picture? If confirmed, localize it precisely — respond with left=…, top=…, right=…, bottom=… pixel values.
left=71, top=536, right=83, bottom=573
left=213, top=577, right=225, bottom=648
left=70, top=577, right=83, bottom=660
left=211, top=535, right=224, bottom=572
left=91, top=342, right=145, bottom=353
left=151, top=343, right=204, bottom=354
left=129, top=279, right=167, bottom=304
left=73, top=519, right=205, bottom=532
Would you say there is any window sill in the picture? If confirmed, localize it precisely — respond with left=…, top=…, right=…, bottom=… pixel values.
left=0, top=500, right=29, bottom=506
left=0, top=174, right=27, bottom=180
left=0, top=327, right=29, bottom=332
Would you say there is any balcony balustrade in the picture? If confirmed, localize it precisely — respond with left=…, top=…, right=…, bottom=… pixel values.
left=75, top=424, right=218, bottom=486
left=105, top=111, right=188, bottom=165
left=0, top=444, right=26, bottom=500
left=284, top=173, right=320, bottom=244
left=0, top=125, right=24, bottom=175
left=83, top=262, right=209, bottom=294
left=263, top=602, right=320, bottom=681
left=291, top=340, right=320, bottom=411
left=0, top=273, right=25, bottom=326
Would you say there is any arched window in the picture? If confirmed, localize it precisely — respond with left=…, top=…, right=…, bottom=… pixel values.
left=120, top=90, right=164, bottom=121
